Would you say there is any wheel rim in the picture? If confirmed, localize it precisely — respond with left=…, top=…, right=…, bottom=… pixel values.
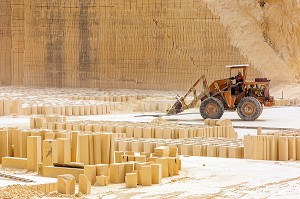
left=205, top=103, right=218, bottom=117
left=241, top=102, right=255, bottom=116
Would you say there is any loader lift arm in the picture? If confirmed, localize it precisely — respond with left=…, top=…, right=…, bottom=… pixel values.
left=166, top=75, right=208, bottom=115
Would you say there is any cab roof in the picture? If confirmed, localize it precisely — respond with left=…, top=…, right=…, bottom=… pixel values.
left=225, top=64, right=250, bottom=68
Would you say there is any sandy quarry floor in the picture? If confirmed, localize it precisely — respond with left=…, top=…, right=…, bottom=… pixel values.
left=0, top=105, right=300, bottom=198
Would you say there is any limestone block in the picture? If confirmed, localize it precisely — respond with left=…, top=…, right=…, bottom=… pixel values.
left=93, top=133, right=101, bottom=164
left=76, top=134, right=89, bottom=164
left=125, top=173, right=137, bottom=188
left=174, top=158, right=180, bottom=175
left=168, top=147, right=177, bottom=157
left=84, top=165, right=97, bottom=185
left=45, top=132, right=55, bottom=140
left=218, top=146, right=229, bottom=158
left=110, top=163, right=125, bottom=183
left=155, top=128, right=164, bottom=139
left=178, top=128, right=188, bottom=139
left=297, top=137, right=300, bottom=160
left=79, top=174, right=91, bottom=194
left=192, top=145, right=202, bottom=156
left=96, top=164, right=110, bottom=177
left=2, top=157, right=27, bottom=169
left=27, top=136, right=42, bottom=171
left=278, top=136, right=289, bottom=161
left=44, top=166, right=84, bottom=182
left=181, top=144, right=193, bottom=156
left=243, top=135, right=253, bottom=159
left=141, top=165, right=152, bottom=186
left=207, top=145, right=217, bottom=157
left=143, top=127, right=152, bottom=138
left=151, top=164, right=162, bottom=184
left=163, top=128, right=172, bottom=139
left=156, top=158, right=168, bottom=177
left=3, top=100, right=11, bottom=115
left=0, top=130, right=9, bottom=163
left=147, top=157, right=158, bottom=163
left=140, top=152, right=150, bottom=158
left=115, top=151, right=124, bottom=163
left=57, top=138, right=71, bottom=164
left=216, top=119, right=232, bottom=126
left=110, top=133, right=116, bottom=164
left=57, top=174, right=76, bottom=195
left=100, top=133, right=111, bottom=164
left=253, top=136, right=264, bottom=160
left=135, top=155, right=146, bottom=162
left=132, top=141, right=143, bottom=152
left=167, top=157, right=176, bottom=177
left=19, top=130, right=31, bottom=158
left=0, top=100, right=3, bottom=116
left=124, top=162, right=135, bottom=174
left=89, top=134, right=94, bottom=165
left=134, top=127, right=143, bottom=138
left=126, top=126, right=134, bottom=138
left=270, top=135, right=278, bottom=161
left=43, top=140, right=57, bottom=166
left=228, top=146, right=243, bottom=159
left=288, top=137, right=297, bottom=160
left=38, top=163, right=44, bottom=175
left=115, top=126, right=126, bottom=134
left=95, top=175, right=109, bottom=186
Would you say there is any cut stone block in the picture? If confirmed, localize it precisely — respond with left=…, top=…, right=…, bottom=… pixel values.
left=43, top=139, right=57, bottom=166
left=2, top=157, right=27, bottom=169
left=278, top=136, right=289, bottom=161
left=57, top=138, right=71, bottom=164
left=207, top=145, right=217, bottom=157
left=167, top=157, right=176, bottom=177
left=96, top=164, right=110, bottom=177
left=71, top=131, right=79, bottom=162
left=115, top=151, right=124, bottom=163
left=93, top=133, right=101, bottom=164
left=110, top=163, right=125, bottom=183
left=288, top=136, right=296, bottom=160
left=156, top=158, right=168, bottom=177
left=57, top=174, right=76, bottom=195
left=141, top=165, right=152, bottom=186
left=135, top=155, right=146, bottom=162
left=79, top=174, right=91, bottom=194
left=95, top=175, right=109, bottom=186
left=77, top=134, right=90, bottom=165
left=27, top=136, right=42, bottom=171
left=100, top=133, right=111, bottom=164
left=125, top=173, right=137, bottom=188
left=84, top=165, right=97, bottom=185
left=44, top=166, right=84, bottom=182
left=228, top=146, right=243, bottom=158
left=124, top=162, right=135, bottom=174
left=0, top=130, right=9, bottom=163
left=151, top=164, right=162, bottom=184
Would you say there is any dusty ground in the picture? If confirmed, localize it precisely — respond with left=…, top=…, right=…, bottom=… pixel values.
left=0, top=103, right=300, bottom=198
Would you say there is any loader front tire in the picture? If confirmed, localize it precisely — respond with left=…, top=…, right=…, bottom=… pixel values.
left=237, top=97, right=262, bottom=121
left=200, top=97, right=224, bottom=119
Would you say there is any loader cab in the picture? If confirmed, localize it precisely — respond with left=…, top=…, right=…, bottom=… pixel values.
left=226, top=64, right=248, bottom=96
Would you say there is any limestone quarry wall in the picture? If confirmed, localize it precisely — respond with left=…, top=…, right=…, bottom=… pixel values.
left=203, top=0, right=300, bottom=83
left=0, top=0, right=269, bottom=89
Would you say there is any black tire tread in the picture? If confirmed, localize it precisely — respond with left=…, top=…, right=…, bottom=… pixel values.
left=237, top=97, right=262, bottom=121
left=200, top=97, right=224, bottom=119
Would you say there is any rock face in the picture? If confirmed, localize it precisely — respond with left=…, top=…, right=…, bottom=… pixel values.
left=203, top=0, right=300, bottom=83
left=0, top=0, right=299, bottom=88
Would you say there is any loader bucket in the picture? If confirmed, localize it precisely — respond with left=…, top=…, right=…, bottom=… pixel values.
left=166, top=100, right=183, bottom=115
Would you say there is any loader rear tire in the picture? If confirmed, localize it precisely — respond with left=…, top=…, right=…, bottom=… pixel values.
left=200, top=97, right=224, bottom=119
left=237, top=97, right=262, bottom=121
